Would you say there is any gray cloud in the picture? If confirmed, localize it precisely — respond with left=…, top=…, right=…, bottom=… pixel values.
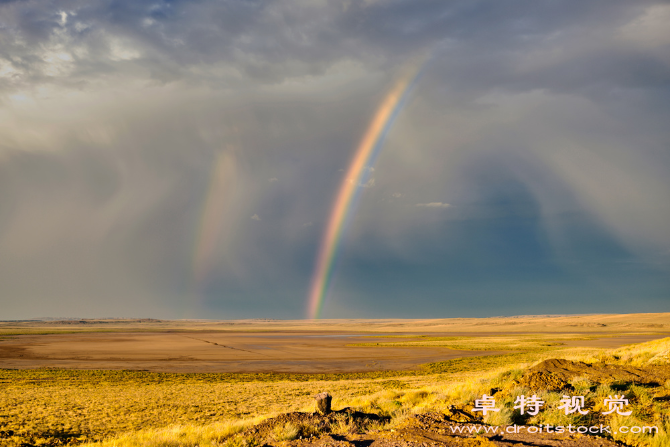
left=417, top=202, right=450, bottom=208
left=2, top=1, right=666, bottom=96
left=0, top=0, right=668, bottom=318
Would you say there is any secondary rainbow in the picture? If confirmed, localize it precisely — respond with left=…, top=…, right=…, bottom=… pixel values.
left=193, top=149, right=237, bottom=286
left=306, top=63, right=425, bottom=319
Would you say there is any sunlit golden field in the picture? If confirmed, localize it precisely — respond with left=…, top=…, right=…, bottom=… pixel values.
left=0, top=345, right=668, bottom=446
left=1, top=315, right=669, bottom=446
left=0, top=351, right=553, bottom=445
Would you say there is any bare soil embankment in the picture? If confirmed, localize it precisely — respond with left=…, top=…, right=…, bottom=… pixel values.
left=225, top=409, right=625, bottom=446
left=516, top=358, right=670, bottom=390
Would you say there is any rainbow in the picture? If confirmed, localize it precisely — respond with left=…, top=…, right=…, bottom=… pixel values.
left=193, top=148, right=237, bottom=286
left=306, top=63, right=426, bottom=319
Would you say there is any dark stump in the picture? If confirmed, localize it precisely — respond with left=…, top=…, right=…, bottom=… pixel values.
left=314, top=392, right=332, bottom=414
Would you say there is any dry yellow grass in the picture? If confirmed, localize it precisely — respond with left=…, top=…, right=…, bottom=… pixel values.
left=0, top=347, right=557, bottom=445
left=351, top=333, right=600, bottom=350
left=76, top=337, right=670, bottom=447
left=1, top=316, right=668, bottom=447
left=602, top=337, right=670, bottom=366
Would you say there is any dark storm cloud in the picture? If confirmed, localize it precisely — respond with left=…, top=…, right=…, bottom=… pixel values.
left=0, top=0, right=668, bottom=318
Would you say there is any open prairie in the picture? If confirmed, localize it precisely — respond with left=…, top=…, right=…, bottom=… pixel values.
left=0, top=331, right=509, bottom=373
left=0, top=313, right=668, bottom=373
left=1, top=313, right=669, bottom=447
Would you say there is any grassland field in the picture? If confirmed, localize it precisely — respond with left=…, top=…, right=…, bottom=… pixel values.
left=0, top=313, right=669, bottom=447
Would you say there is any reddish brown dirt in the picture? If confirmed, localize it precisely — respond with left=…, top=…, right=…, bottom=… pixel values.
left=524, top=359, right=670, bottom=386
left=233, top=411, right=626, bottom=446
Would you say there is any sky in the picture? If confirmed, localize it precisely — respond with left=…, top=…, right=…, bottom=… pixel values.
left=1, top=0, right=669, bottom=320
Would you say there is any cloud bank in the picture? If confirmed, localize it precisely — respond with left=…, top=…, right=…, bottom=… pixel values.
left=0, top=0, right=669, bottom=318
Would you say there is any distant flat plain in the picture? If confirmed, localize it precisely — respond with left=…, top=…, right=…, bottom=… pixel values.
left=0, top=313, right=668, bottom=373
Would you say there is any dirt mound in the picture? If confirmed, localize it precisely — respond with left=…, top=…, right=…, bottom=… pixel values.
left=269, top=412, right=624, bottom=446
left=525, top=358, right=670, bottom=386
left=515, top=370, right=572, bottom=391
left=236, top=408, right=387, bottom=444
